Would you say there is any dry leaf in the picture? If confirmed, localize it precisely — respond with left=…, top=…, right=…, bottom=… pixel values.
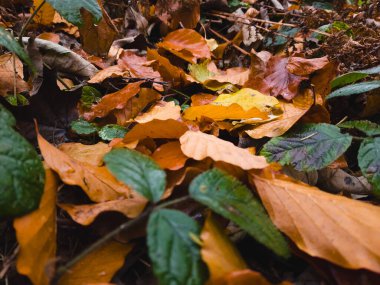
left=60, top=197, right=147, bottom=225
left=58, top=242, right=133, bottom=285
left=151, top=141, right=188, bottom=170
left=157, top=29, right=211, bottom=63
left=14, top=166, right=57, bottom=285
left=180, top=131, right=268, bottom=170
left=123, top=119, right=188, bottom=143
left=134, top=101, right=181, bottom=123
left=155, top=0, right=200, bottom=29
left=88, top=65, right=127, bottom=84
left=287, top=56, right=329, bottom=76
left=191, top=93, right=217, bottom=106
left=0, top=54, right=29, bottom=97
left=32, top=0, right=55, bottom=25
left=83, top=81, right=143, bottom=121
left=224, top=270, right=291, bottom=285
left=37, top=131, right=131, bottom=202
left=59, top=142, right=111, bottom=167
left=37, top=32, right=60, bottom=43
left=245, top=89, right=313, bottom=139
left=250, top=170, right=380, bottom=273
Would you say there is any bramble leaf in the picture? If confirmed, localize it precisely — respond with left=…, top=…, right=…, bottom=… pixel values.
left=358, top=138, right=380, bottom=195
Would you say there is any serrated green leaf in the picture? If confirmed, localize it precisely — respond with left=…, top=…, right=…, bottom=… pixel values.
left=339, top=120, right=380, bottom=136
left=104, top=148, right=166, bottom=202
left=330, top=72, right=368, bottom=89
left=147, top=209, right=207, bottom=285
left=358, top=138, right=380, bottom=195
left=189, top=168, right=290, bottom=258
left=71, top=118, right=98, bottom=135
left=0, top=104, right=45, bottom=217
left=98, top=124, right=128, bottom=141
left=0, top=27, right=33, bottom=69
left=46, top=0, right=102, bottom=26
left=261, top=124, right=352, bottom=171
left=327, top=80, right=380, bottom=99
left=81, top=86, right=102, bottom=108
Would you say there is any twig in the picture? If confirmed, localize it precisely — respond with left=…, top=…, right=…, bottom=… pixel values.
left=19, top=0, right=46, bottom=45
left=208, top=28, right=250, bottom=56
left=50, top=196, right=191, bottom=285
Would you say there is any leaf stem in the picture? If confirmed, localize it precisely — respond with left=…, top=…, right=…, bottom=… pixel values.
left=19, top=0, right=46, bottom=45
left=50, top=195, right=191, bottom=285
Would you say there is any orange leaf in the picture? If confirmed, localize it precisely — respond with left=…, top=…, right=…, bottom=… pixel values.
left=59, top=197, right=147, bottom=226
left=37, top=32, right=60, bottom=43
left=287, top=56, right=329, bottom=76
left=224, top=270, right=291, bottom=285
left=32, top=0, right=55, bottom=25
left=157, top=29, right=211, bottom=63
left=14, top=166, right=57, bottom=285
left=191, top=93, right=217, bottom=106
left=88, top=65, right=127, bottom=84
left=0, top=54, right=29, bottom=97
left=58, top=242, right=132, bottom=285
left=201, top=214, right=247, bottom=283
left=59, top=142, right=111, bottom=167
left=151, top=141, right=188, bottom=170
left=250, top=171, right=380, bottom=273
left=245, top=89, right=313, bottom=139
left=83, top=81, right=143, bottom=121
left=134, top=101, right=181, bottom=123
left=155, top=0, right=200, bottom=29
left=179, top=131, right=268, bottom=170
left=123, top=119, right=189, bottom=143
left=37, top=132, right=130, bottom=202
left=183, top=104, right=269, bottom=121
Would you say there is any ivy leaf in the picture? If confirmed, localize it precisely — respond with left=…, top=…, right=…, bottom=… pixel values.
left=104, top=148, right=166, bottom=202
left=0, top=27, right=33, bottom=69
left=98, top=124, right=128, bottom=141
left=339, top=120, right=380, bottom=137
left=327, top=80, right=380, bottom=100
left=358, top=138, right=380, bottom=195
left=46, top=0, right=102, bottom=26
left=261, top=123, right=352, bottom=171
left=0, top=104, right=45, bottom=217
left=70, top=118, right=98, bottom=135
left=189, top=168, right=291, bottom=258
left=147, top=209, right=207, bottom=285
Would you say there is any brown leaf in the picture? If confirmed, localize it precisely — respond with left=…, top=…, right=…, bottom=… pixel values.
left=180, top=131, right=268, bottom=170
left=151, top=141, right=188, bottom=170
left=0, top=54, right=29, bottom=97
left=157, top=29, right=211, bottom=63
left=224, top=270, right=292, bottom=285
left=37, top=132, right=130, bottom=202
left=88, top=65, right=127, bottom=84
left=287, top=56, right=329, bottom=76
left=245, top=89, right=313, bottom=139
left=123, top=119, right=189, bottom=143
left=191, top=93, right=217, bottom=106
left=83, top=81, right=143, bottom=121
left=32, top=0, right=55, bottom=25
left=37, top=32, right=60, bottom=43
left=58, top=142, right=111, bottom=167
left=58, top=242, right=133, bottom=285
left=14, top=166, right=57, bottom=285
left=250, top=170, right=380, bottom=273
left=134, top=101, right=181, bottom=123
left=155, top=0, right=200, bottom=29
left=59, top=197, right=147, bottom=225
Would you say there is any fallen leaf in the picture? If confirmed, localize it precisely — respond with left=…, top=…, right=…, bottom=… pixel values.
left=224, top=270, right=292, bottom=285
left=59, top=142, right=111, bottom=167
left=123, top=119, right=188, bottom=143
left=0, top=54, right=29, bottom=97
left=83, top=81, right=143, bottom=121
left=201, top=214, right=247, bottom=283
left=155, top=0, right=200, bottom=29
left=37, top=131, right=131, bottom=202
left=191, top=93, right=217, bottom=106
left=250, top=170, right=380, bottom=273
left=37, top=32, right=60, bottom=43
left=157, top=29, right=211, bottom=63
left=151, top=141, right=188, bottom=170
left=88, top=65, right=127, bottom=84
left=14, top=166, right=57, bottom=285
left=134, top=101, right=181, bottom=123
left=60, top=197, right=147, bottom=225
left=58, top=242, right=133, bottom=285
left=245, top=89, right=313, bottom=139
left=287, top=56, right=329, bottom=76
left=180, top=131, right=268, bottom=170
left=32, top=0, right=55, bottom=25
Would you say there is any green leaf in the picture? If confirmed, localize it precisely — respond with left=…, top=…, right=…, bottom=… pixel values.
left=81, top=86, right=102, bottom=108
left=261, top=124, right=352, bottom=171
left=189, top=60, right=214, bottom=83
left=339, top=120, right=380, bottom=136
left=98, top=124, right=128, bottom=141
left=147, top=209, right=207, bottom=285
left=0, top=104, right=45, bottom=217
left=189, top=168, right=291, bottom=258
left=104, top=148, right=166, bottom=202
left=327, top=80, right=380, bottom=99
left=358, top=138, right=380, bottom=195
left=46, top=0, right=102, bottom=26
left=5, top=93, right=29, bottom=106
left=330, top=65, right=380, bottom=89
left=0, top=27, right=33, bottom=69
left=71, top=118, right=98, bottom=135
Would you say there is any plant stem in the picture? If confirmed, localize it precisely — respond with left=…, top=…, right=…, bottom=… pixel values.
left=50, top=195, right=191, bottom=285
left=19, top=0, right=46, bottom=45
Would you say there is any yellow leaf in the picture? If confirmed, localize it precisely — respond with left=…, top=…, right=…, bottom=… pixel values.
left=58, top=242, right=133, bottom=285
left=59, top=142, right=111, bottom=167
left=14, top=166, right=57, bottom=285
left=32, top=0, right=55, bottom=25
left=250, top=170, right=380, bottom=273
left=180, top=131, right=268, bottom=170
left=134, top=101, right=181, bottom=123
